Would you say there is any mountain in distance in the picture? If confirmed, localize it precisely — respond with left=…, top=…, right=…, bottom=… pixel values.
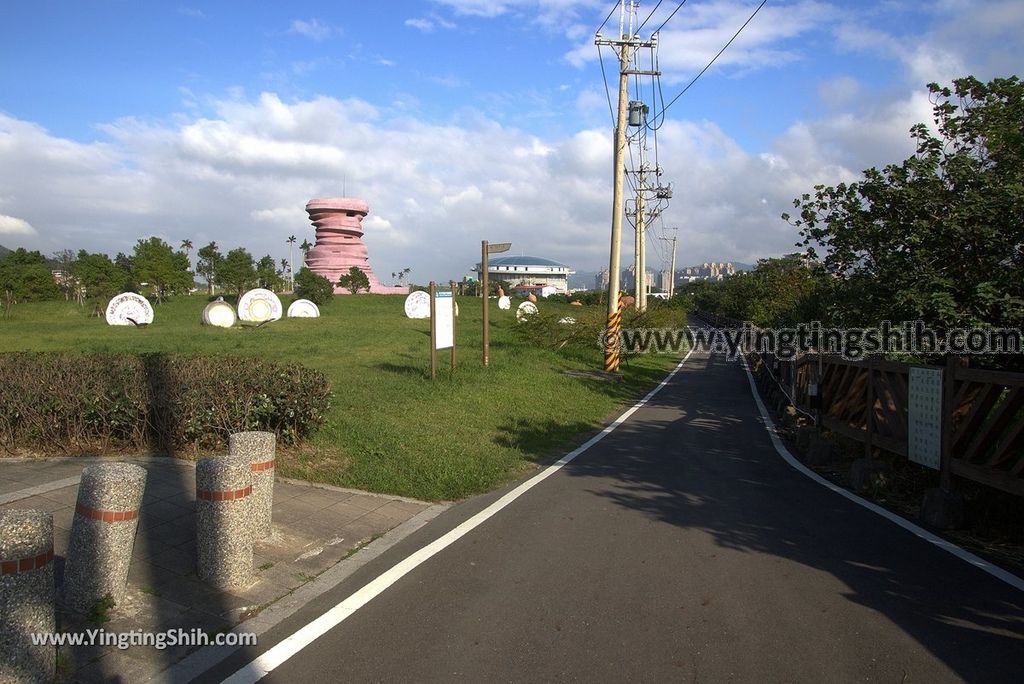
left=0, top=244, right=11, bottom=258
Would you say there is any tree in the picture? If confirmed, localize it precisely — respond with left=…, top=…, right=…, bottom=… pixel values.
left=0, top=248, right=61, bottom=311
left=684, top=255, right=833, bottom=328
left=337, top=266, right=370, bottom=294
left=294, top=266, right=334, bottom=305
left=113, top=252, right=138, bottom=292
left=785, top=76, right=1024, bottom=332
left=300, top=239, right=313, bottom=262
left=256, top=254, right=283, bottom=291
left=219, top=247, right=256, bottom=298
left=52, top=249, right=77, bottom=301
left=72, top=250, right=127, bottom=305
left=132, top=237, right=192, bottom=303
left=180, top=239, right=194, bottom=270
left=196, top=241, right=223, bottom=295
left=287, top=235, right=297, bottom=290
left=279, top=257, right=290, bottom=286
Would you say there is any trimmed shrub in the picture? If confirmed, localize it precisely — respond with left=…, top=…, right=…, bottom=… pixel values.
left=0, top=352, right=332, bottom=455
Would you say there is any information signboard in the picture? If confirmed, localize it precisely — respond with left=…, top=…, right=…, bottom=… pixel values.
left=908, top=367, right=943, bottom=470
left=435, top=291, right=454, bottom=350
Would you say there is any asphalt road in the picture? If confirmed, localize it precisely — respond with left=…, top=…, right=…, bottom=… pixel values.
left=196, top=351, right=1024, bottom=683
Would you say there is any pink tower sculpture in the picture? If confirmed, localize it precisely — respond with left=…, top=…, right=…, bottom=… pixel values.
left=304, top=198, right=407, bottom=294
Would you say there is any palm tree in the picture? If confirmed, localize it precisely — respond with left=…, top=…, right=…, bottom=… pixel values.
left=180, top=239, right=193, bottom=271
left=286, top=235, right=297, bottom=290
left=300, top=239, right=312, bottom=265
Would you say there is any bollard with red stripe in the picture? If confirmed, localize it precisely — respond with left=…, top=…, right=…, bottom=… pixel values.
left=229, top=431, right=276, bottom=539
left=0, top=510, right=56, bottom=682
left=63, top=463, right=146, bottom=614
left=196, top=456, right=253, bottom=588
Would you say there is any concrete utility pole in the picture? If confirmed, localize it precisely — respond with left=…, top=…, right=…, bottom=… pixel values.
left=596, top=1, right=656, bottom=371
left=660, top=228, right=678, bottom=299
left=634, top=142, right=647, bottom=312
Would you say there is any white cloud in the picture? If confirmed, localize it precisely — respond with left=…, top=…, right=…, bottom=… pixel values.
left=406, top=14, right=458, bottom=32
left=569, top=0, right=834, bottom=75
left=0, top=0, right=1018, bottom=276
left=405, top=18, right=436, bottom=32
left=0, top=214, right=36, bottom=236
left=817, top=76, right=862, bottom=110
left=0, top=82, right=952, bottom=277
left=288, top=18, right=338, bottom=42
left=429, top=0, right=603, bottom=30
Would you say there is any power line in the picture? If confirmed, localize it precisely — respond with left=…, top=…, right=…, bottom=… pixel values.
left=636, top=0, right=664, bottom=33
left=597, top=44, right=617, bottom=126
left=657, top=0, right=768, bottom=119
left=596, top=1, right=621, bottom=34
left=652, top=0, right=689, bottom=36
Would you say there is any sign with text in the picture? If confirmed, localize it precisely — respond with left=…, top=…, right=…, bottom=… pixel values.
left=434, top=291, right=454, bottom=350
left=908, top=367, right=943, bottom=470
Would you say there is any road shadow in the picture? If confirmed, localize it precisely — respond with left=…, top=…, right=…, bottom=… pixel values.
left=553, top=351, right=1024, bottom=681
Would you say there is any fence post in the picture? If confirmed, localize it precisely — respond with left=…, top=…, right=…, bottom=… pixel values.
left=63, top=463, right=147, bottom=613
left=940, top=355, right=957, bottom=493
left=229, top=431, right=276, bottom=539
left=865, top=356, right=875, bottom=460
left=0, top=510, right=55, bottom=683
left=195, top=456, right=253, bottom=589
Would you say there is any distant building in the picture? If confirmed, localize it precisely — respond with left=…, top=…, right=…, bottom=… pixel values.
left=476, top=255, right=574, bottom=296
left=594, top=268, right=609, bottom=290
left=621, top=266, right=654, bottom=291
left=678, top=261, right=737, bottom=284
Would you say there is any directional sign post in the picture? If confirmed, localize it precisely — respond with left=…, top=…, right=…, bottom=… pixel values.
left=481, top=240, right=511, bottom=368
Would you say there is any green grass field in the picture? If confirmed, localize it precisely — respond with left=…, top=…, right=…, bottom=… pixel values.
left=0, top=294, right=684, bottom=501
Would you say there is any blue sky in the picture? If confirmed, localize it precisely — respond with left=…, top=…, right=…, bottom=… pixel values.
left=2, top=1, right=1022, bottom=282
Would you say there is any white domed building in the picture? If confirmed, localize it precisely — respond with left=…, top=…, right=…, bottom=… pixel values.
left=476, top=255, right=575, bottom=296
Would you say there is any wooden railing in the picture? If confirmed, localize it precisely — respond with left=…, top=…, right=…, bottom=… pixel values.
left=694, top=312, right=1024, bottom=497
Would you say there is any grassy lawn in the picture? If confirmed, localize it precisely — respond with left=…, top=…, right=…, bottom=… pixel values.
left=0, top=294, right=684, bottom=501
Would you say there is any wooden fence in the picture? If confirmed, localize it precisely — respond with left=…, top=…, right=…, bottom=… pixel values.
left=696, top=313, right=1024, bottom=497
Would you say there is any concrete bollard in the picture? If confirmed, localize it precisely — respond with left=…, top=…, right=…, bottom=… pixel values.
left=0, top=510, right=56, bottom=684
left=196, top=456, right=253, bottom=589
left=63, top=463, right=147, bottom=613
left=228, top=431, right=276, bottom=539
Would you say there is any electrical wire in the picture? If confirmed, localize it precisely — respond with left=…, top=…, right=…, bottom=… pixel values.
left=652, top=0, right=689, bottom=36
left=597, top=44, right=617, bottom=127
left=636, top=0, right=664, bottom=33
left=597, top=0, right=621, bottom=35
left=658, top=0, right=768, bottom=118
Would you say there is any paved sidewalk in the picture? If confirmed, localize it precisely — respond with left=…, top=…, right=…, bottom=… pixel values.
left=0, top=457, right=436, bottom=682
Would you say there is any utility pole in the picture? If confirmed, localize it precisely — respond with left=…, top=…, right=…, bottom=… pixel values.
left=634, top=163, right=646, bottom=310
left=635, top=141, right=648, bottom=312
left=596, top=1, right=656, bottom=371
left=659, top=228, right=678, bottom=299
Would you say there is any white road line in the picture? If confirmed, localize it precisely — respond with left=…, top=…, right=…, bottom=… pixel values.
left=223, top=349, right=695, bottom=683
left=739, top=353, right=1024, bottom=593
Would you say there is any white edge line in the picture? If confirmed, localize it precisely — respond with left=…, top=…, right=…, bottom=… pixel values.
left=223, top=349, right=694, bottom=683
left=739, top=353, right=1024, bottom=593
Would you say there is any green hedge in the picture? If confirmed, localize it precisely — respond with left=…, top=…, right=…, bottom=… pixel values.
left=0, top=352, right=332, bottom=455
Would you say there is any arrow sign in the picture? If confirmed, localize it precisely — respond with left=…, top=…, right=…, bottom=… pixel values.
left=487, top=242, right=512, bottom=254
